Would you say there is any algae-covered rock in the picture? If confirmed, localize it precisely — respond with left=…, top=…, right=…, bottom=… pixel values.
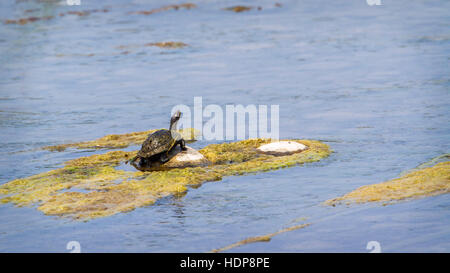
left=1, top=139, right=331, bottom=220
left=400, top=153, right=450, bottom=176
left=326, top=161, right=450, bottom=206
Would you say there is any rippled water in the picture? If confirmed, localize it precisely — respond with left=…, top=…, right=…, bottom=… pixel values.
left=0, top=0, right=449, bottom=252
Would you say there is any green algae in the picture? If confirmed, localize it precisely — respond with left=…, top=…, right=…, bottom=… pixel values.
left=400, top=153, right=450, bottom=176
left=223, top=6, right=258, bottom=13
left=4, top=8, right=109, bottom=25
left=43, top=128, right=198, bottom=151
left=117, top=41, right=188, bottom=50
left=4, top=16, right=54, bottom=25
left=130, top=3, right=197, bottom=15
left=1, top=139, right=330, bottom=220
left=325, top=161, right=450, bottom=206
left=210, top=223, right=311, bottom=253
left=145, top=42, right=188, bottom=49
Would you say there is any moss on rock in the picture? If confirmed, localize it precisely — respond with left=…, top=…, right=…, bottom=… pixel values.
left=1, top=139, right=330, bottom=220
left=325, top=161, right=450, bottom=206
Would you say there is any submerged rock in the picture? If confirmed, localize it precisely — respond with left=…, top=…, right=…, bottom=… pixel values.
left=131, top=146, right=210, bottom=171
left=257, top=141, right=307, bottom=156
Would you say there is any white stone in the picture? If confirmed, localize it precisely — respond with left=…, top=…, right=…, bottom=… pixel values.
left=168, top=146, right=207, bottom=165
left=257, top=141, right=307, bottom=155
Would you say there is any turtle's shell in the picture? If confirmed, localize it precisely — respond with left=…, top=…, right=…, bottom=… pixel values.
left=137, top=129, right=178, bottom=158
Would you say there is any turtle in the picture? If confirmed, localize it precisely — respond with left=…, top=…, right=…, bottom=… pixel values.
left=128, top=110, right=186, bottom=166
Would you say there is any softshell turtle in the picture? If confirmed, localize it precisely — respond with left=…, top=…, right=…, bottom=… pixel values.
left=128, top=110, right=186, bottom=165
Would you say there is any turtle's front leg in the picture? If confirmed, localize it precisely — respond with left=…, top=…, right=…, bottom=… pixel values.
left=127, top=155, right=139, bottom=165
left=179, top=139, right=187, bottom=151
left=160, top=153, right=170, bottom=163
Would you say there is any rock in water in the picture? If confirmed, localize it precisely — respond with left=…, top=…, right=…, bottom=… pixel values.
left=164, top=146, right=209, bottom=168
left=131, top=146, right=209, bottom=171
left=257, top=141, right=307, bottom=156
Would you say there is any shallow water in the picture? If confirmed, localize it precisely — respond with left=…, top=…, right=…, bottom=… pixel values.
left=0, top=0, right=449, bottom=252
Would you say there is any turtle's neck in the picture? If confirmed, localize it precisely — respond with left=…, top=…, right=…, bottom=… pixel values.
left=169, top=118, right=178, bottom=131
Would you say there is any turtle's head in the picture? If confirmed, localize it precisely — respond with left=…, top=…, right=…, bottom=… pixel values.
left=170, top=110, right=182, bottom=131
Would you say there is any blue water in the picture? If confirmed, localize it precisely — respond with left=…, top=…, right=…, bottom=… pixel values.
left=0, top=0, right=449, bottom=252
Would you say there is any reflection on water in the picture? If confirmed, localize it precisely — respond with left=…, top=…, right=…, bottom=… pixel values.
left=0, top=0, right=449, bottom=252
